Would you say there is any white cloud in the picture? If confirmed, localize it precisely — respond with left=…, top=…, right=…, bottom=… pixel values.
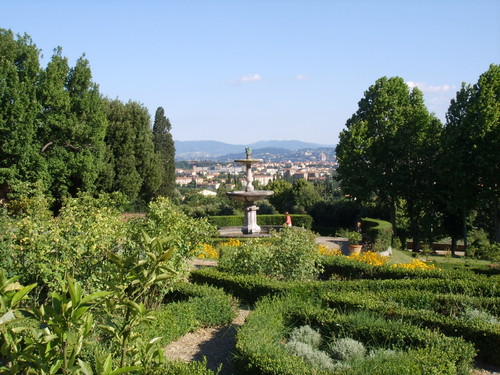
left=295, top=74, right=309, bottom=81
left=406, top=81, right=456, bottom=93
left=232, top=73, right=263, bottom=85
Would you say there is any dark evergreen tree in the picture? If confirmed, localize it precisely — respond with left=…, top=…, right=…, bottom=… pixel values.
left=101, top=99, right=161, bottom=207
left=0, top=29, right=46, bottom=199
left=152, top=107, right=176, bottom=198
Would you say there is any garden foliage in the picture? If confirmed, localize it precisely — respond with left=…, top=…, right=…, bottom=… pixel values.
left=218, top=227, right=321, bottom=281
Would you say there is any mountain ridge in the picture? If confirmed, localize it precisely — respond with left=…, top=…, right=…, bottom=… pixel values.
left=175, top=139, right=335, bottom=159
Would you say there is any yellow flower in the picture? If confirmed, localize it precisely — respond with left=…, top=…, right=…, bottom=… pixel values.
left=347, top=251, right=389, bottom=266
left=317, top=244, right=342, bottom=256
left=191, top=243, right=219, bottom=259
left=392, top=259, right=438, bottom=270
left=219, top=238, right=242, bottom=248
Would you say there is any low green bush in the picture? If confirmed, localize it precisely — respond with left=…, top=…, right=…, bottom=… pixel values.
left=235, top=293, right=475, bottom=375
left=208, top=214, right=313, bottom=229
left=321, top=289, right=500, bottom=365
left=362, top=218, right=393, bottom=252
left=150, top=358, right=220, bottom=375
left=218, top=227, right=321, bottom=281
left=190, top=268, right=293, bottom=304
left=163, top=282, right=238, bottom=327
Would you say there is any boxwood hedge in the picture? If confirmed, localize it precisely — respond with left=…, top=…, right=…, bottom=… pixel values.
left=208, top=214, right=313, bottom=229
left=235, top=293, right=475, bottom=375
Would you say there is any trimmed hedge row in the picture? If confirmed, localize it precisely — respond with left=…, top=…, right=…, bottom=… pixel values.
left=235, top=293, right=475, bottom=375
left=190, top=267, right=294, bottom=303
left=140, top=282, right=237, bottom=346
left=361, top=218, right=393, bottom=252
left=208, top=214, right=313, bottom=229
left=321, top=290, right=500, bottom=365
left=190, top=267, right=500, bottom=304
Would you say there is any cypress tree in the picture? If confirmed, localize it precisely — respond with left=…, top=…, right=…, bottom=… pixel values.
left=152, top=107, right=176, bottom=198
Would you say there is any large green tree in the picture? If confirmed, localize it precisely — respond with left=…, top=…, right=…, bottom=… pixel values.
left=101, top=99, right=161, bottom=207
left=152, top=107, right=176, bottom=198
left=442, top=65, right=500, bottom=244
left=0, top=29, right=45, bottom=199
left=336, top=76, right=441, bottom=250
left=38, top=50, right=107, bottom=205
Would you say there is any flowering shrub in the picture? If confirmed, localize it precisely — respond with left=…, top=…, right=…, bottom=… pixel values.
left=218, top=228, right=321, bottom=281
left=219, top=238, right=242, bottom=248
left=195, top=243, right=219, bottom=259
left=318, top=244, right=342, bottom=256
left=392, top=259, right=438, bottom=270
left=347, top=251, right=389, bottom=266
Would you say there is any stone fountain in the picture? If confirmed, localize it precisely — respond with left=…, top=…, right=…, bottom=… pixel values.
left=226, top=148, right=274, bottom=234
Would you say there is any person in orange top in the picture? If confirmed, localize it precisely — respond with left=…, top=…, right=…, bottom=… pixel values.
left=284, top=212, right=292, bottom=227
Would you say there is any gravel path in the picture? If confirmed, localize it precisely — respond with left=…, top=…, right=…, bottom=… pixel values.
left=164, top=308, right=250, bottom=374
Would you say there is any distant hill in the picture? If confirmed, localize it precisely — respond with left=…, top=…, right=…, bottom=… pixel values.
left=175, top=140, right=335, bottom=160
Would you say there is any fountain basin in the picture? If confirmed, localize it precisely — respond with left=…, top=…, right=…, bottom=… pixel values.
left=226, top=190, right=274, bottom=202
left=233, top=158, right=263, bottom=164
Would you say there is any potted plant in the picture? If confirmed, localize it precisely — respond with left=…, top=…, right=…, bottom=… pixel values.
left=337, top=229, right=363, bottom=255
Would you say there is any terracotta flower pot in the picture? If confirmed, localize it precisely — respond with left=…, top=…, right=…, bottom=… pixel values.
left=349, top=244, right=362, bottom=255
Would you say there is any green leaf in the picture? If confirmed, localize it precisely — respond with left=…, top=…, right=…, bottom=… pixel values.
left=67, top=278, right=82, bottom=308
left=73, top=305, right=91, bottom=320
left=77, top=359, right=94, bottom=375
left=49, top=359, right=63, bottom=375
left=158, top=247, right=175, bottom=262
left=146, top=252, right=157, bottom=262
left=103, top=354, right=113, bottom=375
left=4, top=280, right=22, bottom=292
left=11, top=283, right=36, bottom=307
left=0, top=310, right=16, bottom=326
left=109, top=366, right=141, bottom=375
left=141, top=230, right=152, bottom=244
left=155, top=273, right=174, bottom=281
left=80, top=291, right=111, bottom=305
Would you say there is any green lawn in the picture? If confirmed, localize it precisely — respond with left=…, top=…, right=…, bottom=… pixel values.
left=390, top=248, right=496, bottom=274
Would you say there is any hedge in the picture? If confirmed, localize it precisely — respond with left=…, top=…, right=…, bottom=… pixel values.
left=208, top=214, right=313, bottom=229
left=361, top=218, right=393, bottom=252
left=235, top=293, right=475, bottom=375
left=321, top=290, right=500, bottom=365
left=137, top=283, right=237, bottom=348
left=190, top=267, right=295, bottom=304
left=190, top=268, right=500, bottom=305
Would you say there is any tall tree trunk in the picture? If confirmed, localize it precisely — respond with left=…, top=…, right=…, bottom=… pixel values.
left=462, top=205, right=468, bottom=250
left=389, top=198, right=398, bottom=238
left=451, top=236, right=457, bottom=257
left=494, top=198, right=500, bottom=243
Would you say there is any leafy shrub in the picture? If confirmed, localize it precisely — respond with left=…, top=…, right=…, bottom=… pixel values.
left=288, top=325, right=322, bottom=349
left=284, top=341, right=336, bottom=371
left=461, top=307, right=499, bottom=325
left=362, top=218, right=393, bottom=252
left=328, top=337, right=366, bottom=362
left=236, top=293, right=475, bottom=375
left=163, top=282, right=237, bottom=327
left=149, top=358, right=219, bottom=375
left=190, top=267, right=293, bottom=304
left=218, top=227, right=321, bottom=281
left=218, top=239, right=274, bottom=276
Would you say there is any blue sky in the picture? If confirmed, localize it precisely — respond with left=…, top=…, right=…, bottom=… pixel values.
left=2, top=1, right=499, bottom=145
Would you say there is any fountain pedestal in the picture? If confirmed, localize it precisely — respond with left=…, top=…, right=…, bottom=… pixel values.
left=243, top=204, right=260, bottom=234
left=226, top=148, right=274, bottom=235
